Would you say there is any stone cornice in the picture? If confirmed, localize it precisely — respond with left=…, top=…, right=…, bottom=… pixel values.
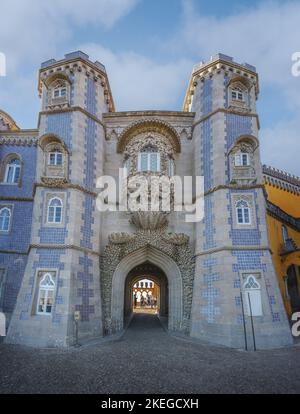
left=266, top=201, right=300, bottom=232
left=103, top=110, right=195, bottom=119
left=0, top=196, right=34, bottom=202
left=0, top=249, right=28, bottom=255
left=0, top=244, right=100, bottom=257
left=34, top=181, right=97, bottom=197
left=195, top=245, right=272, bottom=257
left=203, top=183, right=265, bottom=198
left=0, top=131, right=38, bottom=147
left=192, top=107, right=260, bottom=131
left=38, top=107, right=106, bottom=129
left=29, top=244, right=100, bottom=257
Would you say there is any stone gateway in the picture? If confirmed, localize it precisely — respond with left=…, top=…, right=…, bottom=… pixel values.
left=0, top=51, right=293, bottom=349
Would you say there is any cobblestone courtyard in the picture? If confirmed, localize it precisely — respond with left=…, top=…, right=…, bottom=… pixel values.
left=0, top=313, right=299, bottom=394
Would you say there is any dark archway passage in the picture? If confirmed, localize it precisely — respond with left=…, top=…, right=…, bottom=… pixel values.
left=287, top=265, right=300, bottom=313
left=124, top=262, right=168, bottom=328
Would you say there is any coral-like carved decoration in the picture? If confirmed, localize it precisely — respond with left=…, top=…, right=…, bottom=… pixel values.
left=0, top=136, right=37, bottom=146
left=130, top=211, right=169, bottom=230
left=108, top=233, right=136, bottom=245
left=41, top=177, right=68, bottom=186
left=162, top=233, right=189, bottom=245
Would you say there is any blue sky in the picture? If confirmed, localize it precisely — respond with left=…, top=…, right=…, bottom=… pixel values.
left=0, top=0, right=300, bottom=175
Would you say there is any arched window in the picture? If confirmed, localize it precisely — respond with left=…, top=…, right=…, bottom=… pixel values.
left=243, top=275, right=262, bottom=316
left=37, top=273, right=55, bottom=315
left=0, top=207, right=11, bottom=232
left=236, top=200, right=251, bottom=225
left=138, top=145, right=160, bottom=172
left=4, top=158, right=21, bottom=184
left=47, top=198, right=63, bottom=223
left=124, top=157, right=131, bottom=175
left=0, top=268, right=6, bottom=310
left=282, top=225, right=289, bottom=244
left=48, top=151, right=63, bottom=166
left=168, top=158, right=175, bottom=176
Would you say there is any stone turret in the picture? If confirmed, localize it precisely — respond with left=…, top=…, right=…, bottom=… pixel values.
left=189, top=54, right=292, bottom=349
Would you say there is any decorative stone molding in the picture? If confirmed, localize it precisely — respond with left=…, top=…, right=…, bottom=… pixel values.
left=117, top=119, right=181, bottom=153
left=101, top=228, right=195, bottom=335
left=0, top=110, right=19, bottom=131
left=40, top=177, right=69, bottom=186
left=162, top=232, right=189, bottom=245
left=108, top=233, right=136, bottom=245
left=266, top=201, right=300, bottom=232
left=130, top=211, right=169, bottom=230
left=0, top=135, right=38, bottom=146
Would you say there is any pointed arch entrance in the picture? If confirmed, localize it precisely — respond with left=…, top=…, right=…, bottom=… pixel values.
left=124, top=262, right=168, bottom=321
left=110, top=246, right=183, bottom=333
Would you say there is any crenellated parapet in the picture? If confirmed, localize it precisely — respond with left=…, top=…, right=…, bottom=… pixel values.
left=263, top=165, right=300, bottom=194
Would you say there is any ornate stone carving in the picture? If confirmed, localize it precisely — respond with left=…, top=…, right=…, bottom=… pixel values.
left=101, top=228, right=195, bottom=335
left=108, top=233, right=136, bottom=244
left=0, top=136, right=38, bottom=146
left=40, top=177, right=68, bottom=186
left=130, top=211, right=169, bottom=230
left=162, top=232, right=189, bottom=245
left=117, top=119, right=181, bottom=153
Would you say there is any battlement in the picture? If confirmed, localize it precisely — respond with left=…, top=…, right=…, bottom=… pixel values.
left=192, top=53, right=256, bottom=74
left=263, top=164, right=300, bottom=194
left=40, top=50, right=106, bottom=73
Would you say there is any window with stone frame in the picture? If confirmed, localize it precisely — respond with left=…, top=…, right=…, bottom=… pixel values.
left=43, top=142, right=68, bottom=180
left=228, top=79, right=250, bottom=112
left=1, top=154, right=22, bottom=185
left=236, top=199, right=251, bottom=225
left=123, top=157, right=131, bottom=176
left=36, top=272, right=56, bottom=315
left=167, top=157, right=175, bottom=176
left=0, top=206, right=12, bottom=233
left=229, top=140, right=256, bottom=184
left=0, top=268, right=6, bottom=310
left=138, top=144, right=160, bottom=172
left=47, top=197, right=63, bottom=224
left=47, top=79, right=70, bottom=108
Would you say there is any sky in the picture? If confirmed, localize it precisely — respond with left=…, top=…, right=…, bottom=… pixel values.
left=0, top=0, right=299, bottom=175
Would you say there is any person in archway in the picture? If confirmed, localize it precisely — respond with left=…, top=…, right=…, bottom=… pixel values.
left=133, top=293, right=137, bottom=308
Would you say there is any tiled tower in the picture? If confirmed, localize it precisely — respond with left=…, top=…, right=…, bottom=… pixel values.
left=186, top=54, right=292, bottom=348
left=6, top=52, right=114, bottom=346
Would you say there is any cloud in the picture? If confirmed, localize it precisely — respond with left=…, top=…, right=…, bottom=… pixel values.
left=260, top=117, right=300, bottom=177
left=170, top=0, right=300, bottom=175
left=0, top=0, right=139, bottom=71
left=82, top=43, right=192, bottom=110
left=0, top=0, right=139, bottom=126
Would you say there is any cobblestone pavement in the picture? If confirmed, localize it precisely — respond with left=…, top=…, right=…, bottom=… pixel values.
left=0, top=313, right=299, bottom=394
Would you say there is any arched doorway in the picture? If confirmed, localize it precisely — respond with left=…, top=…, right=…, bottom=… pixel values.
left=124, top=263, right=168, bottom=325
left=110, top=245, right=183, bottom=333
left=287, top=265, right=300, bottom=313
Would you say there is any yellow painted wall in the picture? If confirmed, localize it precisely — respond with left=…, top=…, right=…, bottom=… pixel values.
left=266, top=185, right=300, bottom=217
left=265, top=183, right=300, bottom=317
